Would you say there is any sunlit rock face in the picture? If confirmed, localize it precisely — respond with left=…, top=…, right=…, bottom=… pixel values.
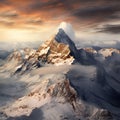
left=83, top=47, right=97, bottom=54
left=3, top=29, right=76, bottom=73
left=1, top=48, right=36, bottom=73
left=3, top=26, right=98, bottom=74
left=98, top=48, right=120, bottom=57
left=3, top=73, right=113, bottom=120
left=4, top=74, right=77, bottom=117
left=7, top=48, right=36, bottom=62
left=37, top=36, right=74, bottom=66
left=55, top=29, right=79, bottom=60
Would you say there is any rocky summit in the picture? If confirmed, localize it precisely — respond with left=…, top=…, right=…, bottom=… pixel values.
left=4, top=28, right=98, bottom=74
left=2, top=29, right=76, bottom=74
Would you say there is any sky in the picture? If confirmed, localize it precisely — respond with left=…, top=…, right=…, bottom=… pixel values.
left=0, top=0, right=120, bottom=48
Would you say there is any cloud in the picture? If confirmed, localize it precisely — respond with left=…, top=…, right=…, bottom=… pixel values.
left=114, top=41, right=120, bottom=49
left=0, top=49, right=11, bottom=59
left=0, top=0, right=119, bottom=27
left=67, top=63, right=120, bottom=116
left=26, top=18, right=43, bottom=25
left=0, top=11, right=18, bottom=18
left=75, top=34, right=119, bottom=48
left=0, top=41, right=43, bottom=50
left=73, top=5, right=120, bottom=23
left=98, top=24, right=120, bottom=34
left=24, top=0, right=77, bottom=12
left=0, top=0, right=119, bottom=41
left=0, top=0, right=8, bottom=4
left=0, top=20, right=15, bottom=26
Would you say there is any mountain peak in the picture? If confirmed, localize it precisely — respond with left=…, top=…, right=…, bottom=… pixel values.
left=58, top=22, right=75, bottom=41
left=55, top=28, right=80, bottom=61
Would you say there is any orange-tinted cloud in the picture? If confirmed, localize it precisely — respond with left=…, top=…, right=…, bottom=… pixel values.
left=0, top=0, right=119, bottom=32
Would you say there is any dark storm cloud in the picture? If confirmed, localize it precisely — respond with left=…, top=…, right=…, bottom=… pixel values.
left=0, top=0, right=120, bottom=31
left=21, top=0, right=75, bottom=13
left=0, top=0, right=10, bottom=6
left=0, top=0, right=8, bottom=3
left=73, top=5, right=120, bottom=22
left=25, top=0, right=120, bottom=12
left=98, top=25, right=120, bottom=34
left=20, top=0, right=120, bottom=30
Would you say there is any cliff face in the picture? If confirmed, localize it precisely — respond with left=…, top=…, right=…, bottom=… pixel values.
left=37, top=36, right=74, bottom=66
left=3, top=72, right=113, bottom=120
left=3, top=28, right=99, bottom=74
left=55, top=29, right=79, bottom=60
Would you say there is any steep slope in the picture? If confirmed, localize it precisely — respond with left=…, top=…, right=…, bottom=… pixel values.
left=2, top=25, right=98, bottom=75
left=55, top=29, right=97, bottom=65
left=1, top=22, right=120, bottom=120
left=1, top=48, right=36, bottom=73
left=36, top=36, right=74, bottom=66
left=67, top=58, right=120, bottom=119
left=4, top=74, right=78, bottom=117
left=55, top=29, right=79, bottom=60
left=2, top=67, right=113, bottom=120
left=3, top=29, right=76, bottom=74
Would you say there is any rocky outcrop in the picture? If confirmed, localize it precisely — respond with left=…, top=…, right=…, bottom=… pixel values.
left=98, top=48, right=120, bottom=57
left=83, top=47, right=97, bottom=54
left=4, top=74, right=77, bottom=117
left=3, top=72, right=114, bottom=120
left=4, top=31, right=75, bottom=73
left=4, top=28, right=101, bottom=74
left=2, top=48, right=36, bottom=73
left=37, top=36, right=74, bottom=66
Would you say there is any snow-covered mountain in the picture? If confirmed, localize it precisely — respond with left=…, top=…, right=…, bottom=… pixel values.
left=3, top=27, right=96, bottom=74
left=3, top=32, right=75, bottom=74
left=0, top=22, right=120, bottom=120
left=98, top=48, right=120, bottom=57
left=1, top=65, right=113, bottom=120
left=4, top=23, right=117, bottom=74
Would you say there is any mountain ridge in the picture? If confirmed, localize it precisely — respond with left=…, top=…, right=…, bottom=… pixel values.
left=0, top=23, right=120, bottom=120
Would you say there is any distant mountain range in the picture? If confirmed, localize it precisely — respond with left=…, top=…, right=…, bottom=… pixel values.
left=0, top=22, right=120, bottom=120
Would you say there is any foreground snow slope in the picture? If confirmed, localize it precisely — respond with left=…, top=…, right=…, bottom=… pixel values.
left=0, top=65, right=113, bottom=120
